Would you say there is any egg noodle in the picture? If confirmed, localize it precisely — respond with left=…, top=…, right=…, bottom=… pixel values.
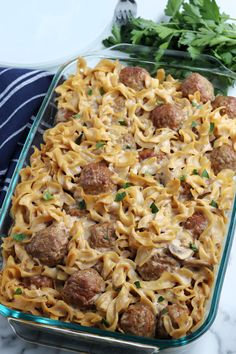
left=0, top=58, right=235, bottom=339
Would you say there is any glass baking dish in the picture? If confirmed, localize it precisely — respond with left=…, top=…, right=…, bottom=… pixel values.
left=0, top=44, right=236, bottom=353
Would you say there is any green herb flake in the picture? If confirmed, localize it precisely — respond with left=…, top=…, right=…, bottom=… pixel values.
left=150, top=202, right=159, bottom=214
left=192, top=102, right=202, bottom=109
left=12, top=233, right=26, bottom=242
left=101, top=318, right=110, bottom=327
left=125, top=145, right=131, bottom=150
left=190, top=243, right=198, bottom=252
left=191, top=121, right=197, bottom=128
left=192, top=169, right=199, bottom=175
left=115, top=191, right=126, bottom=202
left=201, top=169, right=209, bottom=178
left=14, top=288, right=22, bottom=295
left=160, top=308, right=168, bottom=316
left=87, top=88, right=93, bottom=96
left=210, top=199, right=218, bottom=208
left=96, top=141, right=106, bottom=149
left=209, top=122, right=215, bottom=134
left=180, top=175, right=186, bottom=182
left=119, top=120, right=128, bottom=126
left=99, top=87, right=105, bottom=96
left=73, top=113, right=81, bottom=119
left=75, top=132, right=84, bottom=145
left=78, top=199, right=86, bottom=210
left=158, top=296, right=165, bottom=303
left=122, top=182, right=133, bottom=189
left=134, top=280, right=141, bottom=289
left=43, top=190, right=54, bottom=201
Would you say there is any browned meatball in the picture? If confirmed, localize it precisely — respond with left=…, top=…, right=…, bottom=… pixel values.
left=137, top=252, right=179, bottom=281
left=89, top=222, right=116, bottom=249
left=120, top=303, right=156, bottom=337
left=139, top=149, right=166, bottom=161
left=156, top=304, right=189, bottom=338
left=119, top=66, right=150, bottom=91
left=79, top=162, right=114, bottom=195
left=23, top=275, right=53, bottom=289
left=209, top=144, right=236, bottom=174
left=180, top=181, right=192, bottom=199
left=181, top=73, right=215, bottom=103
left=150, top=104, right=184, bottom=131
left=212, top=96, right=236, bottom=118
left=183, top=211, right=208, bottom=238
left=55, top=108, right=74, bottom=123
left=25, top=223, right=69, bottom=267
left=62, top=269, right=105, bottom=308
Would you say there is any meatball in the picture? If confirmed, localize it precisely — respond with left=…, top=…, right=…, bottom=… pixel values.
left=183, top=211, right=208, bottom=238
left=137, top=252, right=180, bottom=281
left=181, top=73, right=215, bottom=103
left=209, top=144, right=236, bottom=174
left=25, top=223, right=69, bottom=267
left=119, top=66, right=150, bottom=91
left=180, top=181, right=192, bottom=199
left=139, top=149, right=165, bottom=161
left=212, top=96, right=236, bottom=118
left=150, top=104, right=184, bottom=131
left=79, top=162, right=114, bottom=195
left=120, top=303, right=156, bottom=337
left=55, top=108, right=74, bottom=123
left=89, top=222, right=116, bottom=249
left=23, top=275, right=53, bottom=289
left=156, top=304, right=189, bottom=338
left=62, top=269, right=105, bottom=308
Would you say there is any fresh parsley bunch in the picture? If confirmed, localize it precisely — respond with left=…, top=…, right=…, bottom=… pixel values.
left=103, top=0, right=236, bottom=89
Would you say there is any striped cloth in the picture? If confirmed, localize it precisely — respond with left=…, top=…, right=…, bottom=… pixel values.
left=0, top=67, right=53, bottom=206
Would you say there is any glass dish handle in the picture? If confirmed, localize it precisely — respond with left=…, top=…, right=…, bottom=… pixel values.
left=8, top=317, right=160, bottom=354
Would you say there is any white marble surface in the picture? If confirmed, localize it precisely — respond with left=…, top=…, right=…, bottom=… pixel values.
left=1, top=0, right=236, bottom=353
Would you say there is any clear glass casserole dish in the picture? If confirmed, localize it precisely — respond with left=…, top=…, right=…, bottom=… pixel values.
left=0, top=44, right=236, bottom=353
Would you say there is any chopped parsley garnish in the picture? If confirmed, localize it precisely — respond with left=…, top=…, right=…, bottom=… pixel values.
left=180, top=175, right=186, bottom=182
left=14, top=288, right=22, bottom=295
left=150, top=202, right=159, bottom=214
left=99, top=87, right=105, bottom=96
left=190, top=243, right=198, bottom=252
left=122, top=182, right=133, bottom=189
left=43, top=190, right=54, bottom=201
left=160, top=308, right=168, bottom=316
left=87, top=88, right=93, bottom=96
left=75, top=133, right=84, bottom=145
left=191, top=121, right=198, bottom=128
left=119, top=120, right=128, bottom=126
left=96, top=141, right=106, bottom=149
left=192, top=102, right=202, bottom=109
left=73, top=113, right=81, bottom=119
left=201, top=169, right=209, bottom=178
left=134, top=280, right=141, bottom=289
left=78, top=199, right=86, bottom=210
left=12, top=233, right=26, bottom=242
left=125, top=145, right=131, bottom=149
left=101, top=319, right=110, bottom=327
left=158, top=296, right=165, bottom=303
left=209, top=122, right=215, bottom=134
left=115, top=191, right=126, bottom=202
left=192, top=169, right=199, bottom=175
left=210, top=199, right=218, bottom=208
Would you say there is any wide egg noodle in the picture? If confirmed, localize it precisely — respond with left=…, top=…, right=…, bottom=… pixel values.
left=0, top=58, right=235, bottom=339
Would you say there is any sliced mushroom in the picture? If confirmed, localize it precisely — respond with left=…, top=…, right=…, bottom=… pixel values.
left=168, top=241, right=193, bottom=260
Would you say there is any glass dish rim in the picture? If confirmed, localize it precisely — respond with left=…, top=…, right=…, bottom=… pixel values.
left=0, top=44, right=236, bottom=349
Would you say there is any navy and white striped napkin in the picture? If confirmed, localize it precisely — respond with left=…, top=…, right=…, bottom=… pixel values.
left=0, top=67, right=53, bottom=206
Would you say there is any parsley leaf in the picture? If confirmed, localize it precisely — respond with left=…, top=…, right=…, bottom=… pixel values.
left=73, top=113, right=81, bottom=119
left=14, top=288, right=22, bottom=295
left=87, top=88, right=93, bottom=96
left=115, top=192, right=126, bottom=202
left=180, top=175, right=186, bottom=182
left=43, top=191, right=54, bottom=201
left=119, top=120, right=128, bottom=126
left=161, top=308, right=168, bottom=315
left=101, top=319, right=110, bottom=327
left=192, top=169, right=199, bottom=175
left=78, top=200, right=86, bottom=210
left=210, top=199, right=218, bottom=208
left=99, top=87, right=105, bottom=96
left=165, top=0, right=183, bottom=17
left=125, top=145, right=131, bottom=150
left=191, top=121, right=198, bottom=128
left=190, top=243, right=198, bottom=252
left=96, top=141, right=106, bottom=149
left=209, top=122, right=215, bottom=133
left=150, top=202, right=159, bottom=214
left=134, top=280, right=141, bottom=289
left=122, top=182, right=133, bottom=189
left=158, top=295, right=165, bottom=302
left=12, top=233, right=26, bottom=242
left=201, top=169, right=209, bottom=178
